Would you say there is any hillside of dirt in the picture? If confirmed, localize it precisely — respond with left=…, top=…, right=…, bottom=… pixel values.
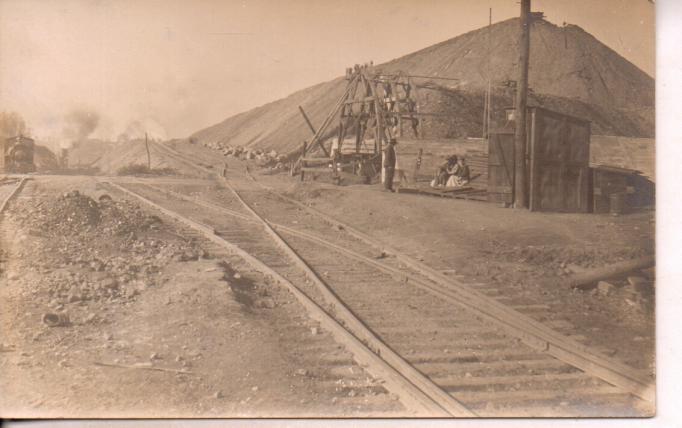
left=189, top=17, right=654, bottom=155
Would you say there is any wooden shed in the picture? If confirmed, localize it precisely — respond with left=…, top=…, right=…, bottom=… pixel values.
left=592, top=165, right=655, bottom=213
left=488, top=107, right=592, bottom=213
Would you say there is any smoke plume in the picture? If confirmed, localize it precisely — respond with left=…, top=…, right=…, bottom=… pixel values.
left=62, top=109, right=99, bottom=148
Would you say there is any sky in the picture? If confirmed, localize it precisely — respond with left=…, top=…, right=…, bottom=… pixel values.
left=0, top=0, right=655, bottom=142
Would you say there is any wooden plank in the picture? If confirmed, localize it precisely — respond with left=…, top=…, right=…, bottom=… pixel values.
left=298, top=106, right=318, bottom=136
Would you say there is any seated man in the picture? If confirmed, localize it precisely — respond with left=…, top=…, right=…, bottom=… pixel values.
left=432, top=155, right=458, bottom=187
left=446, top=157, right=470, bottom=187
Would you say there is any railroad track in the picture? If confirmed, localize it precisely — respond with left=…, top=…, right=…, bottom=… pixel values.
left=134, top=147, right=654, bottom=415
left=0, top=177, right=28, bottom=215
left=104, top=161, right=653, bottom=417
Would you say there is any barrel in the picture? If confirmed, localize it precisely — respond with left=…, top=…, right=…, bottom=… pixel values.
left=609, top=192, right=627, bottom=215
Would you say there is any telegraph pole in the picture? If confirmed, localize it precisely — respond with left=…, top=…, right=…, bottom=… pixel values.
left=514, top=0, right=531, bottom=208
left=145, top=132, right=151, bottom=170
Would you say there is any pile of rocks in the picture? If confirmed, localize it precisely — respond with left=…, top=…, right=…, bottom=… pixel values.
left=13, top=191, right=164, bottom=238
left=9, top=191, right=208, bottom=315
left=201, top=141, right=289, bottom=171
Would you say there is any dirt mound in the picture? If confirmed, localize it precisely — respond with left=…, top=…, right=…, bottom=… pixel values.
left=15, top=190, right=163, bottom=238
left=7, top=190, right=206, bottom=309
left=190, top=17, right=654, bottom=155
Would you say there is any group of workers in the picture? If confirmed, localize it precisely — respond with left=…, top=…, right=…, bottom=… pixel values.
left=431, top=154, right=470, bottom=188
left=383, top=138, right=471, bottom=191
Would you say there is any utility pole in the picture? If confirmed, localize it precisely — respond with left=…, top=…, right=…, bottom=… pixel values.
left=145, top=132, right=151, bottom=170
left=514, top=0, right=531, bottom=209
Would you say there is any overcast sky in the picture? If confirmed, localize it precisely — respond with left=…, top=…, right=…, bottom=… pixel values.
left=0, top=0, right=654, bottom=141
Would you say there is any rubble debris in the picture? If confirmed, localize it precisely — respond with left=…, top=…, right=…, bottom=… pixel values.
left=42, top=312, right=70, bottom=327
left=627, top=276, right=648, bottom=288
left=199, top=142, right=292, bottom=172
left=8, top=190, right=206, bottom=310
left=597, top=281, right=615, bottom=296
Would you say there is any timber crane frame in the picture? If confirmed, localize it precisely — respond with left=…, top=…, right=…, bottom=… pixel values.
left=296, top=63, right=424, bottom=181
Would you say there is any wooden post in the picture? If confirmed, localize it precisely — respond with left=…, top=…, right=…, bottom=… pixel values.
left=513, top=0, right=531, bottom=209
left=300, top=141, right=307, bottom=182
left=485, top=7, right=492, bottom=138
left=145, top=132, right=151, bottom=170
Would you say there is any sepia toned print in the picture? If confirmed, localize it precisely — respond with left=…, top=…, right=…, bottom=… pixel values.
left=0, top=0, right=654, bottom=418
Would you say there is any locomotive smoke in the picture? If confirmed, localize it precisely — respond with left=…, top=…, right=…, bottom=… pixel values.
left=61, top=109, right=100, bottom=149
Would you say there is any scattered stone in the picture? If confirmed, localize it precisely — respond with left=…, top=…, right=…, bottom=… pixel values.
left=627, top=276, right=649, bottom=288
left=42, top=312, right=70, bottom=327
left=233, top=273, right=242, bottom=280
left=310, top=327, right=318, bottom=336
left=213, top=391, right=223, bottom=399
left=257, top=298, right=275, bottom=309
left=150, top=352, right=161, bottom=360
left=597, top=281, right=615, bottom=296
left=100, top=278, right=118, bottom=290
left=0, top=343, right=15, bottom=352
left=295, top=369, right=308, bottom=376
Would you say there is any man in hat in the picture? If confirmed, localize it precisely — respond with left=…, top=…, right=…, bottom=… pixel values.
left=383, top=138, right=398, bottom=192
left=433, top=155, right=458, bottom=187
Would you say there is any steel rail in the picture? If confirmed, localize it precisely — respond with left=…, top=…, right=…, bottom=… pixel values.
left=0, top=178, right=28, bottom=214
left=150, top=141, right=656, bottom=403
left=137, top=179, right=655, bottom=404
left=105, top=180, right=475, bottom=417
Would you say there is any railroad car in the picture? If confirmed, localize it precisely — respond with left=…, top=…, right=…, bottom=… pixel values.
left=1, top=135, right=36, bottom=173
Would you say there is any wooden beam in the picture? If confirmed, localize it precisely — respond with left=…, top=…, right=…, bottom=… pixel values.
left=307, top=74, right=360, bottom=157
left=298, top=106, right=317, bottom=136
left=565, top=256, right=655, bottom=290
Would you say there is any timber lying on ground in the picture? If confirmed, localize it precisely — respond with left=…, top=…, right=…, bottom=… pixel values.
left=566, top=257, right=655, bottom=290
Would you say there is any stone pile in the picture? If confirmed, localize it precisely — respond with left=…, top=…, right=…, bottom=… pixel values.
left=9, top=191, right=208, bottom=317
left=201, top=141, right=289, bottom=171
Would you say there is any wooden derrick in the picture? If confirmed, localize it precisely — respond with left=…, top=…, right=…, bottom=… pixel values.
left=296, top=63, right=455, bottom=183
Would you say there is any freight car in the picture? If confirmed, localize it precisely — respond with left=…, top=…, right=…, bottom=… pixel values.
left=1, top=135, right=36, bottom=173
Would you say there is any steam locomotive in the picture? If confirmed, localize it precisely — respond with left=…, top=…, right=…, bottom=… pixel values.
left=1, top=135, right=36, bottom=173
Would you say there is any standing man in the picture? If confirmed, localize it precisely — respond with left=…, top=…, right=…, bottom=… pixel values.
left=383, top=138, right=397, bottom=192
